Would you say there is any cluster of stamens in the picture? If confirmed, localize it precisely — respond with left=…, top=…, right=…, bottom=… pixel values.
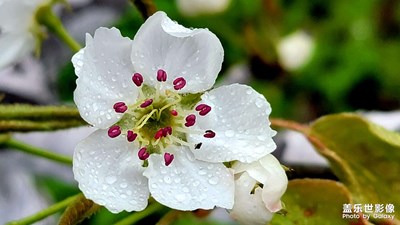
left=106, top=69, right=215, bottom=167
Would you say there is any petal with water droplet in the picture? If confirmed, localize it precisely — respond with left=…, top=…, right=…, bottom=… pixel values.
left=143, top=146, right=234, bottom=210
left=73, top=129, right=149, bottom=213
left=131, top=11, right=223, bottom=93
left=73, top=27, right=139, bottom=129
left=188, top=84, right=277, bottom=163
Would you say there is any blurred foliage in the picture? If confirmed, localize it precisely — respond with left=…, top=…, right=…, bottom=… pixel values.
left=310, top=114, right=400, bottom=221
left=58, top=0, right=400, bottom=122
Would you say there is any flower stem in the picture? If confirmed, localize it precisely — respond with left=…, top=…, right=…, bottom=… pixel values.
left=270, top=118, right=310, bottom=134
left=0, top=104, right=81, bottom=120
left=114, top=203, right=164, bottom=225
left=6, top=194, right=80, bottom=225
left=3, top=138, right=72, bottom=165
left=36, top=5, right=81, bottom=52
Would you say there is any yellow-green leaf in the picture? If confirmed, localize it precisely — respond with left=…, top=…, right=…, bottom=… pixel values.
left=270, top=179, right=364, bottom=225
left=310, top=113, right=400, bottom=223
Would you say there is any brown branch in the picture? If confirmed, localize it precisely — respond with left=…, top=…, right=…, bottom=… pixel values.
left=131, top=0, right=157, bottom=19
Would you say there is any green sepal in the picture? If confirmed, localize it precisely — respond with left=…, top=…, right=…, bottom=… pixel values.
left=58, top=193, right=101, bottom=225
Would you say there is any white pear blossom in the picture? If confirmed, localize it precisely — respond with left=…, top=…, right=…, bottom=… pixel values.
left=72, top=11, right=277, bottom=213
left=0, top=0, right=47, bottom=69
left=177, top=0, right=230, bottom=17
left=230, top=154, right=288, bottom=225
left=277, top=30, right=315, bottom=71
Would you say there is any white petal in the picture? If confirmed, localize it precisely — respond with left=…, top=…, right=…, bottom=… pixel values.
left=232, top=155, right=287, bottom=212
left=229, top=172, right=273, bottom=225
left=0, top=32, right=34, bottom=69
left=188, top=84, right=277, bottom=163
left=259, top=155, right=288, bottom=212
left=131, top=11, right=223, bottom=93
left=72, top=27, right=138, bottom=128
left=143, top=146, right=234, bottom=210
left=0, top=0, right=37, bottom=69
left=73, top=129, right=149, bottom=213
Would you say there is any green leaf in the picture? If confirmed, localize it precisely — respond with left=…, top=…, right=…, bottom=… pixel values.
left=58, top=194, right=101, bottom=225
left=270, top=179, right=363, bottom=225
left=309, top=113, right=400, bottom=222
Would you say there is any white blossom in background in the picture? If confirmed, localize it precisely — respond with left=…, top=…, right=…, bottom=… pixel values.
left=277, top=30, right=315, bottom=71
left=230, top=155, right=288, bottom=225
left=177, top=0, right=230, bottom=17
left=72, top=11, right=277, bottom=213
left=0, top=0, right=47, bottom=69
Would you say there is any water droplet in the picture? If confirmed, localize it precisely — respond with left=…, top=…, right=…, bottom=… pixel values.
left=175, top=194, right=186, bottom=202
left=106, top=114, right=112, bottom=120
left=111, top=76, right=117, bottom=82
left=76, top=152, right=82, bottom=160
left=224, top=130, right=235, bottom=137
left=198, top=168, right=207, bottom=175
left=182, top=187, right=190, bottom=193
left=193, top=181, right=200, bottom=187
left=164, top=176, right=172, bottom=184
left=105, top=176, right=117, bottom=184
left=120, top=182, right=128, bottom=188
left=151, top=183, right=158, bottom=189
left=208, top=177, right=219, bottom=185
left=255, top=98, right=264, bottom=108
left=97, top=76, right=102, bottom=81
left=246, top=89, right=252, bottom=95
left=257, top=135, right=267, bottom=141
left=129, top=200, right=137, bottom=205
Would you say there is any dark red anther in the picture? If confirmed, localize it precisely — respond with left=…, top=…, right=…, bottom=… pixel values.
left=154, top=128, right=164, bottom=139
left=127, top=130, right=137, bottom=142
left=138, top=147, right=150, bottom=160
left=157, top=69, right=167, bottom=82
left=171, top=110, right=178, bottom=116
left=108, top=125, right=121, bottom=138
left=173, top=77, right=186, bottom=90
left=164, top=153, right=174, bottom=166
left=195, top=104, right=212, bottom=116
left=162, top=127, right=172, bottom=137
left=185, top=114, right=196, bottom=127
left=140, top=99, right=153, bottom=108
left=113, top=102, right=128, bottom=113
left=204, top=130, right=216, bottom=138
left=132, top=73, right=143, bottom=86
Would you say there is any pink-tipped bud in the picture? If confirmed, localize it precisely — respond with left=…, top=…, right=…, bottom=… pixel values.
left=138, top=147, right=150, bottom=160
left=195, top=104, right=212, bottom=116
left=157, top=69, right=167, bottom=82
left=173, top=77, right=186, bottom=90
left=204, top=130, right=216, bottom=138
left=127, top=130, right=137, bottom=142
left=185, top=114, right=196, bottom=127
left=108, top=126, right=121, bottom=138
left=164, top=153, right=174, bottom=166
left=140, top=99, right=153, bottom=108
left=113, top=102, right=128, bottom=113
left=171, top=110, right=178, bottom=116
left=132, top=73, right=143, bottom=86
left=154, top=128, right=164, bottom=139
